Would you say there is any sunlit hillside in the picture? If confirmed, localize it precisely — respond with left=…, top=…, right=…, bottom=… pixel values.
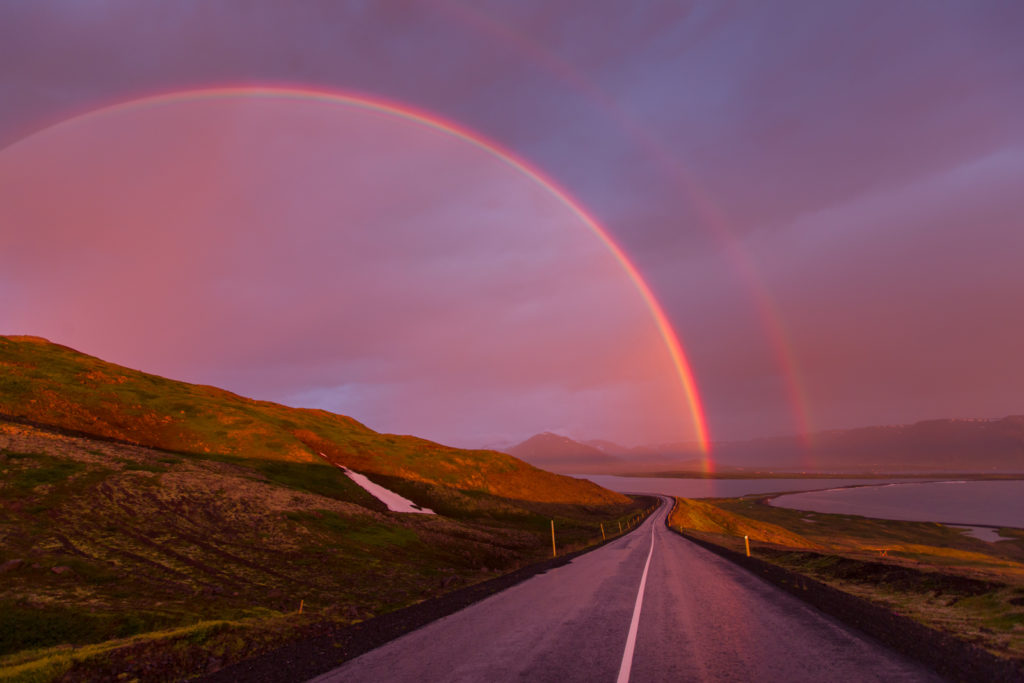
left=0, top=336, right=624, bottom=506
left=668, top=497, right=816, bottom=548
left=0, top=335, right=644, bottom=680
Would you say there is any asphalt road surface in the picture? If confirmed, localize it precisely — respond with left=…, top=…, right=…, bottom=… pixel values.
left=311, top=498, right=941, bottom=682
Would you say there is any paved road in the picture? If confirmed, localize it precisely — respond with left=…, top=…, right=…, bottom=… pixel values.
left=311, top=498, right=940, bottom=682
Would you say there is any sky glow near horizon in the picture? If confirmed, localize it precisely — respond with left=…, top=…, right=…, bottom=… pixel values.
left=1, top=2, right=1022, bottom=454
left=0, top=93, right=696, bottom=448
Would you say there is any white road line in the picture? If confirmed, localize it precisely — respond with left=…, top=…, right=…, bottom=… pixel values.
left=616, top=515, right=656, bottom=683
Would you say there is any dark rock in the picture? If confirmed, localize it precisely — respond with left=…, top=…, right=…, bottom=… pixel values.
left=52, top=565, right=72, bottom=574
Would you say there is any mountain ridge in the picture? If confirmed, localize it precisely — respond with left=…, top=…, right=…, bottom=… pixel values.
left=506, top=415, right=1024, bottom=474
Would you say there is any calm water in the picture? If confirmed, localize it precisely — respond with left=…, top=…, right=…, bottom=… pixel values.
left=581, top=475, right=919, bottom=500
left=770, top=480, right=1024, bottom=529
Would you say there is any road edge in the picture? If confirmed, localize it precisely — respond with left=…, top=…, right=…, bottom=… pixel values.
left=664, top=499, right=1024, bottom=683
left=197, top=497, right=660, bottom=683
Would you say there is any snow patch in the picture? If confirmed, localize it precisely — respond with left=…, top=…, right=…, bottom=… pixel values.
left=318, top=454, right=434, bottom=514
left=948, top=524, right=1005, bottom=542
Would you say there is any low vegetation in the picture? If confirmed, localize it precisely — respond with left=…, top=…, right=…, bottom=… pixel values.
left=668, top=497, right=817, bottom=548
left=0, top=336, right=644, bottom=681
left=0, top=423, right=644, bottom=681
left=0, top=336, right=624, bottom=507
left=669, top=496, right=1024, bottom=661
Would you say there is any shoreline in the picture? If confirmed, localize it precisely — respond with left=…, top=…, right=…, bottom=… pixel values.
left=595, top=471, right=1024, bottom=480
left=763, top=479, right=1024, bottom=534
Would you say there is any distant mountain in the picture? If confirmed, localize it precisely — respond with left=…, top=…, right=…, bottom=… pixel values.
left=583, top=439, right=629, bottom=454
left=506, top=432, right=622, bottom=473
left=505, top=433, right=715, bottom=474
left=508, top=415, right=1024, bottom=475
left=715, top=417, right=1024, bottom=472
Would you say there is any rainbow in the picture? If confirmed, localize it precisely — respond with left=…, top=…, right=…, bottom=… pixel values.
left=424, top=12, right=819, bottom=455
left=49, top=85, right=714, bottom=465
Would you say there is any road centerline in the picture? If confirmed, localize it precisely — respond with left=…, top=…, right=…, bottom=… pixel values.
left=616, top=514, right=656, bottom=683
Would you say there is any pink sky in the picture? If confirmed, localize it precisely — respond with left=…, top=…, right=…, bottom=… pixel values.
left=0, top=95, right=691, bottom=447
left=1, top=2, right=1022, bottom=454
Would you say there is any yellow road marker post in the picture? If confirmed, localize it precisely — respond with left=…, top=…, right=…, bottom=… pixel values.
left=601, top=523, right=606, bottom=541
left=299, top=599, right=304, bottom=614
left=744, top=535, right=751, bottom=557
left=551, top=520, right=557, bottom=557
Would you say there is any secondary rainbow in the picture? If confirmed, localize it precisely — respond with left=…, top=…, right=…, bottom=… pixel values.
left=57, top=85, right=714, bottom=464
left=425, top=14, right=818, bottom=452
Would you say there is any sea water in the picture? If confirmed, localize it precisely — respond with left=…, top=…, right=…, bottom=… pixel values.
left=582, top=475, right=1024, bottom=540
left=580, top=475, right=920, bottom=500
left=769, top=480, right=1024, bottom=532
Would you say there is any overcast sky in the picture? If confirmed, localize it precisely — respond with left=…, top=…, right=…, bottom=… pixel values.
left=1, top=1, right=1022, bottom=451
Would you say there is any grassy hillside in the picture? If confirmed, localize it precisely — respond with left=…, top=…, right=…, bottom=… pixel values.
left=0, top=336, right=624, bottom=506
left=668, top=497, right=817, bottom=548
left=0, top=336, right=643, bottom=680
left=0, top=421, right=643, bottom=681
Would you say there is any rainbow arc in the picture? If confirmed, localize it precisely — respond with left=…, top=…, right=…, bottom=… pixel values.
left=47, top=85, right=714, bottom=468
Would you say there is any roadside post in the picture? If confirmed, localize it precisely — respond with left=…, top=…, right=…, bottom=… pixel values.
left=551, top=520, right=557, bottom=557
left=298, top=599, right=304, bottom=614
left=744, top=535, right=751, bottom=557
left=600, top=523, right=605, bottom=541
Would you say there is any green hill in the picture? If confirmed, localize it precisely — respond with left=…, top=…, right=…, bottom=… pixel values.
left=0, top=335, right=624, bottom=507
left=0, top=335, right=641, bottom=681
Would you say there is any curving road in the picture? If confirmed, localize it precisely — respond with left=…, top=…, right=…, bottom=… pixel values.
left=310, top=498, right=940, bottom=682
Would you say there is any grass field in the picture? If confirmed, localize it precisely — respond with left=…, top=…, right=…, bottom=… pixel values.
left=0, top=422, right=646, bottom=681
left=0, top=335, right=648, bottom=681
left=668, top=495, right=1024, bottom=661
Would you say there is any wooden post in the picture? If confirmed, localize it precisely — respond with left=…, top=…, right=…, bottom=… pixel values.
left=551, top=520, right=557, bottom=557
left=618, top=520, right=622, bottom=534
left=600, top=523, right=605, bottom=541
left=298, top=599, right=304, bottom=614
left=744, top=535, right=751, bottom=557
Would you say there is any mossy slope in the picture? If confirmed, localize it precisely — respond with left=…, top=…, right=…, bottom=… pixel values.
left=668, top=497, right=817, bottom=547
left=0, top=421, right=644, bottom=681
left=0, top=336, right=623, bottom=506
